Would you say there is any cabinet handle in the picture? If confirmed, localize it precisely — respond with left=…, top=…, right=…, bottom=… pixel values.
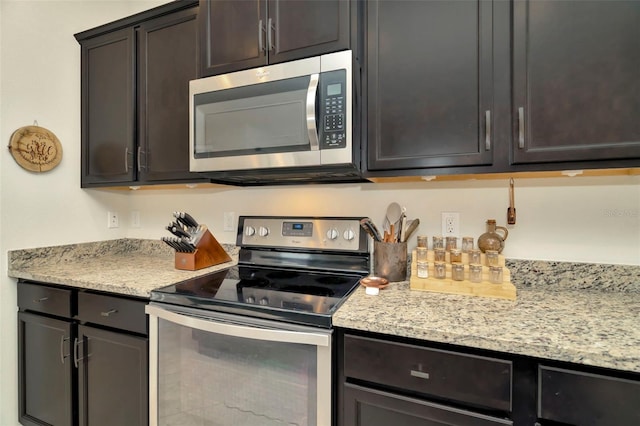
left=73, top=338, right=85, bottom=368
left=60, top=336, right=71, bottom=364
left=100, top=308, right=118, bottom=317
left=410, top=369, right=430, bottom=380
left=485, top=110, right=491, bottom=150
left=258, top=19, right=266, bottom=52
left=33, top=297, right=48, bottom=303
left=137, top=146, right=146, bottom=171
left=125, top=147, right=129, bottom=172
left=518, top=107, right=525, bottom=148
left=267, top=17, right=275, bottom=51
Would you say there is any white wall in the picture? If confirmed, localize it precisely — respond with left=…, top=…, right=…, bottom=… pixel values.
left=0, top=1, right=638, bottom=424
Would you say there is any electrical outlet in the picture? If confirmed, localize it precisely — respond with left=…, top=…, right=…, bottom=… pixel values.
left=131, top=211, right=141, bottom=228
left=107, top=211, right=119, bottom=229
left=223, top=212, right=235, bottom=231
left=441, top=212, right=460, bottom=237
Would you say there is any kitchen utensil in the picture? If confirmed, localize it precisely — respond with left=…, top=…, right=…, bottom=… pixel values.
left=360, top=218, right=383, bottom=242
left=507, top=178, right=516, bottom=225
left=402, top=218, right=420, bottom=242
left=399, top=208, right=407, bottom=243
left=385, top=202, right=403, bottom=242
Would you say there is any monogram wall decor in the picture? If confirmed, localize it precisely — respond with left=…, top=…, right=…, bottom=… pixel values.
left=8, top=124, right=63, bottom=172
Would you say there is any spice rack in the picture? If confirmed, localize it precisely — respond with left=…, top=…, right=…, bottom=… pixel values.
left=409, top=250, right=516, bottom=300
left=174, top=227, right=231, bottom=271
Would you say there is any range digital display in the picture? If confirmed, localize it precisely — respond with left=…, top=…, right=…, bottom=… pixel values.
left=283, top=221, right=313, bottom=237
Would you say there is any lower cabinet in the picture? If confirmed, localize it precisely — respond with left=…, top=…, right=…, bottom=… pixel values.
left=343, top=384, right=511, bottom=426
left=17, top=281, right=148, bottom=426
left=339, top=332, right=513, bottom=426
left=338, top=330, right=640, bottom=426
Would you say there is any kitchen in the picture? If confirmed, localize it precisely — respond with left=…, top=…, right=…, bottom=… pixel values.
left=1, top=0, right=639, bottom=425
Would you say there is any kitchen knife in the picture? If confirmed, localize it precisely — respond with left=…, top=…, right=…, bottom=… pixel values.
left=181, top=212, right=199, bottom=228
left=173, top=212, right=193, bottom=229
left=166, top=225, right=190, bottom=239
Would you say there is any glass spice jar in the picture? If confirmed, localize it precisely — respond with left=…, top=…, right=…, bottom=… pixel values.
left=434, top=262, right=446, bottom=279
left=452, top=263, right=465, bottom=281
left=450, top=249, right=462, bottom=263
left=469, top=264, right=483, bottom=283
left=445, top=236, right=457, bottom=251
left=432, top=236, right=444, bottom=250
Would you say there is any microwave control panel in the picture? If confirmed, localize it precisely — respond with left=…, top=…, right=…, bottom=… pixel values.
left=319, top=70, right=347, bottom=149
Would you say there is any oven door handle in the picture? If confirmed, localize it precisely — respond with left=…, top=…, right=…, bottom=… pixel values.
left=146, top=304, right=330, bottom=347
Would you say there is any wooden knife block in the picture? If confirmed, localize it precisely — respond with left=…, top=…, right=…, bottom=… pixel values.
left=174, top=228, right=231, bottom=271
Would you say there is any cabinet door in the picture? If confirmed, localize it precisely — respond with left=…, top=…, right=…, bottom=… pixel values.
left=512, top=1, right=640, bottom=164
left=138, top=6, right=205, bottom=183
left=77, top=325, right=148, bottom=426
left=80, top=28, right=136, bottom=186
left=267, top=0, right=350, bottom=65
left=18, top=312, right=74, bottom=426
left=366, top=0, right=494, bottom=172
left=199, top=0, right=267, bottom=76
left=342, top=383, right=512, bottom=426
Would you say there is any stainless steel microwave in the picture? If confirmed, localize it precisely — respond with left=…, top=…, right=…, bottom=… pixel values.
left=189, top=50, right=364, bottom=185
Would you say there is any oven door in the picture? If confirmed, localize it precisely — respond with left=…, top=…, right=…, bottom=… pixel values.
left=146, top=303, right=333, bottom=426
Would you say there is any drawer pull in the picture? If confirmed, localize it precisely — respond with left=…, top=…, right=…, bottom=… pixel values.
left=33, top=297, right=49, bottom=303
left=410, top=369, right=430, bottom=380
left=100, top=308, right=118, bottom=317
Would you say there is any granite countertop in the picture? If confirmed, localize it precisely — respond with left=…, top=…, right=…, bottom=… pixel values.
left=8, top=238, right=238, bottom=298
left=8, top=239, right=640, bottom=374
left=333, top=275, right=640, bottom=374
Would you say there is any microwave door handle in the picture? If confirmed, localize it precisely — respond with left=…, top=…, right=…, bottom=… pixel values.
left=306, top=73, right=320, bottom=151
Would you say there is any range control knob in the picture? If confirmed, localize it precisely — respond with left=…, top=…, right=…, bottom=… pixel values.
left=326, top=228, right=339, bottom=240
left=258, top=226, right=270, bottom=237
left=245, top=226, right=256, bottom=237
left=259, top=297, right=269, bottom=306
left=245, top=296, right=255, bottom=304
left=343, top=228, right=356, bottom=241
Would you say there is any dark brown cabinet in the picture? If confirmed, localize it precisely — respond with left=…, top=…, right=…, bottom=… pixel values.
left=538, top=365, right=640, bottom=426
left=76, top=1, right=206, bottom=187
left=339, top=332, right=513, bottom=426
left=365, top=0, right=639, bottom=177
left=512, top=0, right=640, bottom=165
left=17, top=281, right=148, bottom=426
left=366, top=0, right=496, bottom=172
left=199, top=0, right=352, bottom=76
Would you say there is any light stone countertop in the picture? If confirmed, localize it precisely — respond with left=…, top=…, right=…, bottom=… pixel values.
left=8, top=239, right=238, bottom=298
left=333, top=281, right=640, bottom=374
left=8, top=239, right=640, bottom=373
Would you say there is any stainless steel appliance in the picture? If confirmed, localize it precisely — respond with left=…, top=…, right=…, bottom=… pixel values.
left=146, top=216, right=370, bottom=426
left=189, top=51, right=365, bottom=185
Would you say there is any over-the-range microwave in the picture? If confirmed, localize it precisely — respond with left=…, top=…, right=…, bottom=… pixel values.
left=189, top=50, right=365, bottom=186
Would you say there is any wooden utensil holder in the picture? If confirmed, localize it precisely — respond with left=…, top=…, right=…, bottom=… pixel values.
left=409, top=249, right=517, bottom=300
left=174, top=228, right=231, bottom=271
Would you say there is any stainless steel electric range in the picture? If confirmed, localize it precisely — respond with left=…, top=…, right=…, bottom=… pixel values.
left=146, top=216, right=370, bottom=426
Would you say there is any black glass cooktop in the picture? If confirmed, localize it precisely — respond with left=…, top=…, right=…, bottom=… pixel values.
left=150, top=265, right=364, bottom=327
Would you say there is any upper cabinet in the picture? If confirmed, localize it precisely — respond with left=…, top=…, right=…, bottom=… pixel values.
left=366, top=0, right=496, bottom=172
left=199, top=0, right=353, bottom=77
left=76, top=0, right=206, bottom=187
left=512, top=0, right=640, bottom=165
left=365, top=0, right=639, bottom=178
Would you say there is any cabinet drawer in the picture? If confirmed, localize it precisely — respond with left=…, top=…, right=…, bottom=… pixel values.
left=18, top=282, right=73, bottom=317
left=343, top=335, right=512, bottom=412
left=78, top=292, right=147, bottom=335
left=539, top=365, right=640, bottom=425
